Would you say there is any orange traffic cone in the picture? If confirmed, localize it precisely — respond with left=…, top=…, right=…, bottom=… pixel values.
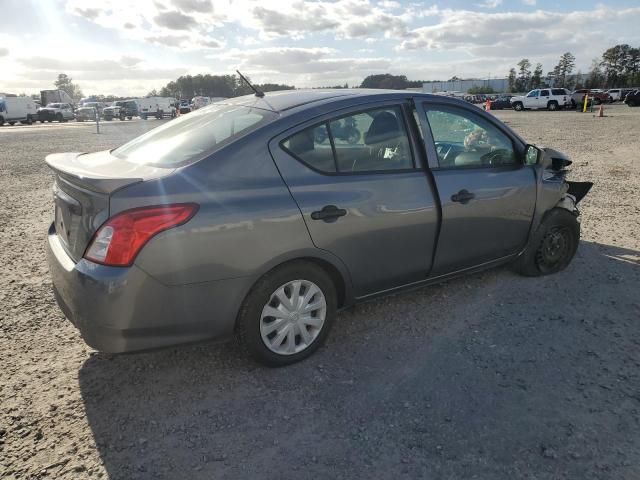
left=598, top=104, right=604, bottom=117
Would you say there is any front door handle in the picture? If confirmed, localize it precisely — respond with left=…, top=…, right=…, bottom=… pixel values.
left=311, top=205, right=347, bottom=223
left=451, top=189, right=475, bottom=204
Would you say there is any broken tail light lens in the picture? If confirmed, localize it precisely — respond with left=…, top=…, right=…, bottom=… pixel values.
left=84, top=203, right=199, bottom=267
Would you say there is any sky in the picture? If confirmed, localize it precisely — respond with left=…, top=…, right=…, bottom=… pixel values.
left=0, top=0, right=638, bottom=96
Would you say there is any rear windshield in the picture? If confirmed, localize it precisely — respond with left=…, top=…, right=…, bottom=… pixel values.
left=112, top=103, right=277, bottom=167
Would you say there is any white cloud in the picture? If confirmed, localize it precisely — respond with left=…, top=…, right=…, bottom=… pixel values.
left=477, top=0, right=502, bottom=8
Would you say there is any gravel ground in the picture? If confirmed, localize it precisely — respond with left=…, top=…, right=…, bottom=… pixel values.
left=1, top=105, right=639, bottom=480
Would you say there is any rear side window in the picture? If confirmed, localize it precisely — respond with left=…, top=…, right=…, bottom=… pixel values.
left=551, top=89, right=566, bottom=95
left=282, top=106, right=414, bottom=174
left=282, top=124, right=336, bottom=173
left=113, top=104, right=277, bottom=167
left=540, top=90, right=550, bottom=97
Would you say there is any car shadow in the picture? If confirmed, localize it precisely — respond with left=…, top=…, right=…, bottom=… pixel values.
left=79, top=240, right=640, bottom=480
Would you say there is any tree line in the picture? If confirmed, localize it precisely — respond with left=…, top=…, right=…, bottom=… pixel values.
left=507, top=44, right=639, bottom=92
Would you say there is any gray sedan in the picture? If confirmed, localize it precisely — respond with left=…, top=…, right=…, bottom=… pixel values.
left=46, top=90, right=592, bottom=366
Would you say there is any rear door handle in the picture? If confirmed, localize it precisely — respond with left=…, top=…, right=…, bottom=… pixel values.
left=311, top=205, right=347, bottom=223
left=451, top=189, right=475, bottom=204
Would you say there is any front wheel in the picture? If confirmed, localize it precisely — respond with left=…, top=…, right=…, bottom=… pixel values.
left=513, top=208, right=580, bottom=277
left=547, top=101, right=558, bottom=111
left=513, top=102, right=524, bottom=111
left=236, top=261, right=337, bottom=367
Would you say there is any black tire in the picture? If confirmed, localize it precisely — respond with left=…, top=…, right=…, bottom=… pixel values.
left=127, top=116, right=132, bottom=120
left=547, top=101, right=558, bottom=111
left=513, top=102, right=524, bottom=111
left=236, top=261, right=337, bottom=367
left=513, top=208, right=580, bottom=277
left=25, top=115, right=33, bottom=125
left=142, top=115, right=147, bottom=120
left=0, top=117, right=4, bottom=126
left=9, top=121, right=15, bottom=126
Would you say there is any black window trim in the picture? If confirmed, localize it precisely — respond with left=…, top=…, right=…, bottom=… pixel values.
left=421, top=102, right=524, bottom=171
left=280, top=104, right=418, bottom=177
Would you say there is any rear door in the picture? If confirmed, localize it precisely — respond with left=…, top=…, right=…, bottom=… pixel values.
left=416, top=101, right=536, bottom=275
left=270, top=102, right=439, bottom=297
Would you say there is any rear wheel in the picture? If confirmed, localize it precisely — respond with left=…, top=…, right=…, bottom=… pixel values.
left=513, top=208, right=580, bottom=277
left=8, top=121, right=15, bottom=126
left=513, top=102, right=524, bottom=111
left=236, top=261, right=337, bottom=367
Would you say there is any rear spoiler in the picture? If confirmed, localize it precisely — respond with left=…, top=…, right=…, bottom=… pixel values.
left=45, top=151, right=173, bottom=194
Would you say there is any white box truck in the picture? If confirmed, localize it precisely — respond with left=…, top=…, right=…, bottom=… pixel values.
left=0, top=95, right=39, bottom=125
left=137, top=97, right=176, bottom=119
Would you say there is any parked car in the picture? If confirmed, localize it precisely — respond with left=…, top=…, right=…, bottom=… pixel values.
left=570, top=89, right=611, bottom=108
left=38, top=103, right=74, bottom=122
left=138, top=96, right=176, bottom=119
left=487, top=95, right=513, bottom=110
left=45, top=90, right=592, bottom=366
left=624, top=90, right=640, bottom=107
left=179, top=100, right=191, bottom=114
left=75, top=106, right=99, bottom=122
left=607, top=89, right=624, bottom=102
left=0, top=95, right=39, bottom=125
left=114, top=100, right=139, bottom=119
left=80, top=102, right=105, bottom=116
left=102, top=104, right=123, bottom=121
left=511, top=88, right=572, bottom=111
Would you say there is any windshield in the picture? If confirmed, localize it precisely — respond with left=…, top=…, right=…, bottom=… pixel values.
left=112, top=103, right=277, bottom=167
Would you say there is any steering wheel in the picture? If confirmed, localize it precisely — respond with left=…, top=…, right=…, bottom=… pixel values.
left=480, top=149, right=511, bottom=166
left=434, top=142, right=454, bottom=164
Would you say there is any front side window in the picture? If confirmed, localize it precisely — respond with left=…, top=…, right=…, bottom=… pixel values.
left=527, top=90, right=539, bottom=98
left=282, top=106, right=414, bottom=174
left=425, top=106, right=517, bottom=168
left=113, top=104, right=277, bottom=167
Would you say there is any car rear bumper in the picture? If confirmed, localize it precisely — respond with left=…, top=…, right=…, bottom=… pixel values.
left=46, top=223, right=248, bottom=353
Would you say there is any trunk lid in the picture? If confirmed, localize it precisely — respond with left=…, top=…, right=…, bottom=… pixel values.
left=46, top=150, right=175, bottom=261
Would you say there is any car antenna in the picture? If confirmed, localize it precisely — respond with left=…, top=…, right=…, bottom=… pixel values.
left=236, top=70, right=264, bottom=98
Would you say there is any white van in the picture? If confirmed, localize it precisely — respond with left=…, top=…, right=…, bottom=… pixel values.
left=191, top=96, right=211, bottom=110
left=0, top=96, right=39, bottom=125
left=607, top=89, right=623, bottom=102
left=138, top=97, right=176, bottom=119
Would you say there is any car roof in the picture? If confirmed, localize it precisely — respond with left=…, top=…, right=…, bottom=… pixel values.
left=219, top=89, right=446, bottom=113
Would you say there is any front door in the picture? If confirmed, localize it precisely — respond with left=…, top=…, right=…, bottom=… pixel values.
left=269, top=103, right=439, bottom=297
left=418, top=102, right=536, bottom=276
left=524, top=89, right=540, bottom=109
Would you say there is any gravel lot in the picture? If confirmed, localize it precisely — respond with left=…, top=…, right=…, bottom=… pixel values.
left=1, top=105, right=639, bottom=480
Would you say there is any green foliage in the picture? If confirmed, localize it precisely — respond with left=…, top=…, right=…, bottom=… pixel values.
left=467, top=86, right=495, bottom=94
left=53, top=73, right=83, bottom=102
left=360, top=74, right=411, bottom=89
left=516, top=59, right=531, bottom=92
left=155, top=74, right=293, bottom=99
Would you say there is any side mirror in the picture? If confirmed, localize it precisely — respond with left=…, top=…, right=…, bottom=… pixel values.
left=525, top=144, right=541, bottom=165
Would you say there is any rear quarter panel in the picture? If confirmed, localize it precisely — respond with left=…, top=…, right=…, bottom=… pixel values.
left=109, top=123, right=352, bottom=297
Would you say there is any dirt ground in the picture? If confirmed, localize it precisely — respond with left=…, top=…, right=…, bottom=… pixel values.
left=1, top=104, right=639, bottom=480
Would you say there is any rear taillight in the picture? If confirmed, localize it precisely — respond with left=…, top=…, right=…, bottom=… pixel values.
left=84, top=203, right=199, bottom=267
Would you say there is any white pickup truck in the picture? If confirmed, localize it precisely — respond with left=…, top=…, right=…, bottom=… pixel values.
left=510, top=88, right=572, bottom=111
